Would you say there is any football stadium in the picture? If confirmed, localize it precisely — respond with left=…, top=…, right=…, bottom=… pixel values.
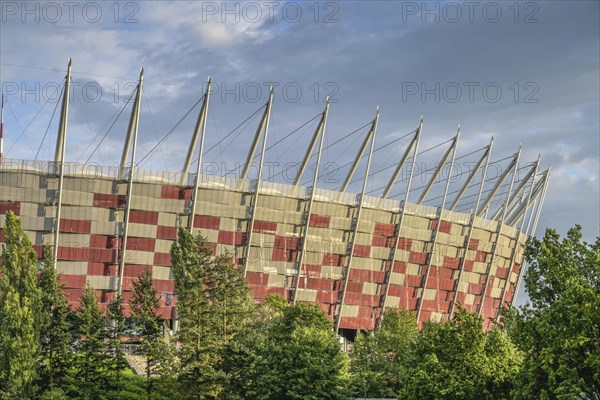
left=0, top=60, right=550, bottom=338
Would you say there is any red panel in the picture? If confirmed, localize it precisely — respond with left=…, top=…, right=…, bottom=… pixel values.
left=59, top=274, right=87, bottom=289
left=316, top=290, right=338, bottom=304
left=127, top=237, right=156, bottom=252
left=405, top=274, right=423, bottom=287
left=274, top=235, right=300, bottom=249
left=152, top=279, right=175, bottom=292
left=246, top=271, right=269, bottom=285
left=323, top=253, right=344, bottom=266
left=124, top=264, right=148, bottom=277
left=129, top=210, right=159, bottom=225
left=89, top=234, right=111, bottom=248
left=426, top=278, right=455, bottom=291
left=353, top=244, right=371, bottom=258
left=298, top=277, right=336, bottom=291
left=33, top=244, right=44, bottom=258
left=60, top=216, right=92, bottom=234
left=161, top=185, right=190, bottom=200
left=443, top=256, right=460, bottom=269
left=372, top=234, right=394, bottom=248
left=157, top=306, right=175, bottom=319
left=218, top=230, right=234, bottom=245
left=348, top=269, right=385, bottom=283
left=464, top=260, right=474, bottom=271
left=345, top=292, right=381, bottom=307
left=217, top=231, right=246, bottom=245
left=428, top=267, right=454, bottom=280
left=235, top=232, right=247, bottom=245
left=309, top=214, right=330, bottom=228
left=194, top=215, right=221, bottom=230
left=253, top=221, right=277, bottom=234
left=392, top=261, right=407, bottom=273
left=388, top=285, right=416, bottom=298
left=339, top=317, right=375, bottom=331
left=475, top=251, right=487, bottom=262
left=397, top=237, right=412, bottom=251
left=303, top=264, right=321, bottom=276
left=271, top=248, right=286, bottom=262
left=344, top=281, right=364, bottom=293
left=496, top=267, right=508, bottom=279
left=0, top=201, right=20, bottom=215
left=64, top=288, right=84, bottom=302
left=409, top=251, right=428, bottom=264
left=374, top=222, right=395, bottom=236
left=469, top=283, right=483, bottom=293
left=468, top=238, right=479, bottom=250
left=431, top=220, right=452, bottom=233
left=357, top=306, right=375, bottom=319
left=153, top=252, right=171, bottom=266
left=157, top=225, right=178, bottom=240
left=87, top=262, right=116, bottom=276
left=93, top=193, right=125, bottom=208
left=272, top=248, right=297, bottom=262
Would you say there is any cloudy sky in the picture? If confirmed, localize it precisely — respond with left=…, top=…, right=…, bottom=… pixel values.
left=1, top=2, right=598, bottom=253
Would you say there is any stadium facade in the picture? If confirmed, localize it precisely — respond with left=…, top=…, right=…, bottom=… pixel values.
left=0, top=60, right=550, bottom=335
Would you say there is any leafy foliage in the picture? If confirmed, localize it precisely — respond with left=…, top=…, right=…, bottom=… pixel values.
left=510, top=226, right=600, bottom=399
left=0, top=211, right=42, bottom=398
left=37, top=246, right=73, bottom=393
left=244, top=302, right=352, bottom=400
left=171, top=228, right=253, bottom=399
left=350, top=308, right=418, bottom=398
left=72, top=285, right=107, bottom=398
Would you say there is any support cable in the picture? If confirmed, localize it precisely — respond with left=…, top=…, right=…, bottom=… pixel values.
left=34, top=83, right=64, bottom=161
left=191, top=104, right=266, bottom=165
left=83, top=88, right=136, bottom=164
left=137, top=94, right=205, bottom=167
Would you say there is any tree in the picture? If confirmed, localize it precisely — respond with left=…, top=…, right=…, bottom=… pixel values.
left=73, top=284, right=107, bottom=399
left=170, top=228, right=253, bottom=399
left=107, top=293, right=128, bottom=398
left=129, top=266, right=162, bottom=397
left=0, top=211, right=42, bottom=398
left=245, top=303, right=351, bottom=400
left=349, top=308, right=418, bottom=398
left=511, top=226, right=600, bottom=399
left=400, top=308, right=521, bottom=400
left=37, top=245, right=73, bottom=393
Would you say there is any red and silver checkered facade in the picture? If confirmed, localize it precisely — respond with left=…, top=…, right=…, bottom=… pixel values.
left=0, top=159, right=527, bottom=330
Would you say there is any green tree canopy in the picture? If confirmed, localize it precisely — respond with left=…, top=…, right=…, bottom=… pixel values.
left=246, top=303, right=351, bottom=400
left=511, top=225, right=600, bottom=399
left=0, top=211, right=42, bottom=398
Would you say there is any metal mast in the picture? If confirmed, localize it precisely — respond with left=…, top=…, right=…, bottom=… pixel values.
left=188, top=78, right=212, bottom=232
left=242, top=88, right=274, bottom=276
left=292, top=98, right=331, bottom=304
left=416, top=126, right=460, bottom=323
left=52, top=58, right=72, bottom=269
left=335, top=106, right=380, bottom=334
left=118, top=68, right=144, bottom=295
left=182, top=77, right=211, bottom=186
left=448, top=136, right=493, bottom=318
left=377, top=117, right=423, bottom=327
left=477, top=146, right=521, bottom=316
left=381, top=128, right=420, bottom=199
left=293, top=106, right=329, bottom=188
left=119, top=68, right=143, bottom=179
